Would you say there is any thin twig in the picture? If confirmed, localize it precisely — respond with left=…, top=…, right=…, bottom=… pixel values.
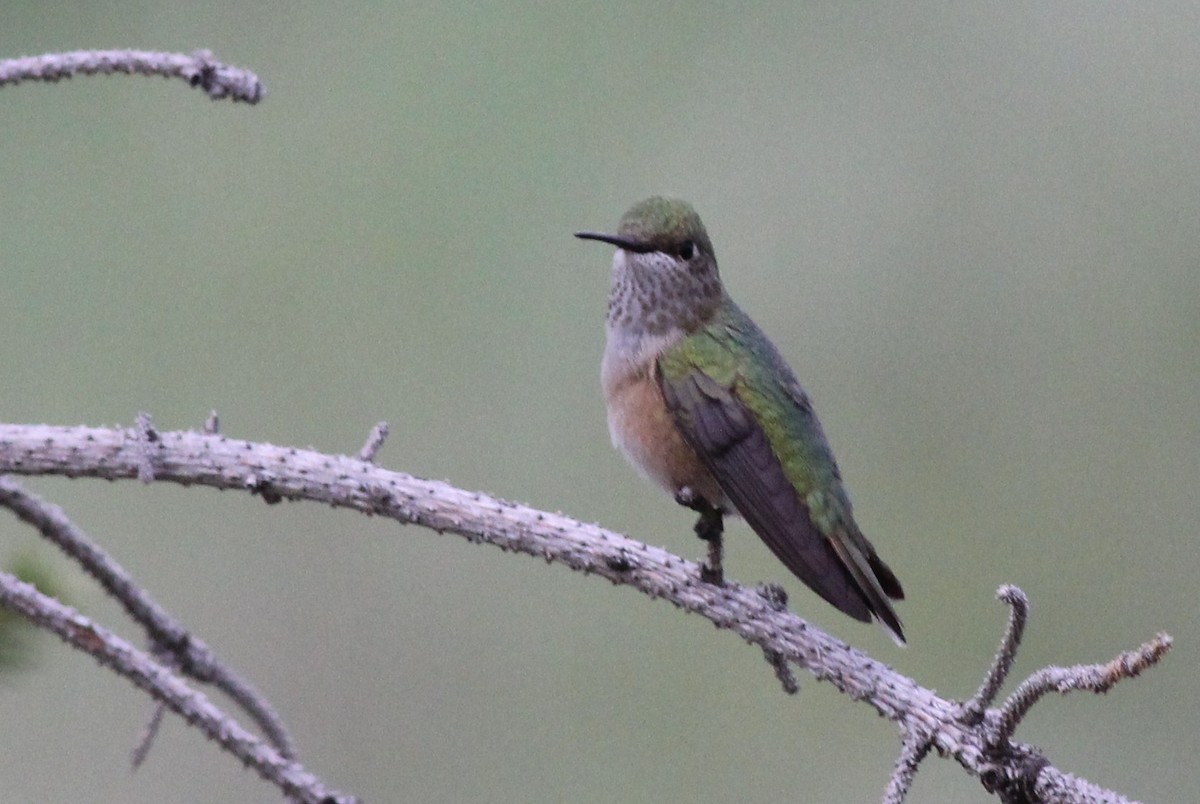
left=961, top=585, right=1029, bottom=723
left=757, top=583, right=798, bottom=693
left=995, top=633, right=1173, bottom=745
left=0, top=477, right=296, bottom=758
left=0, top=571, right=352, bottom=804
left=358, top=421, right=389, bottom=463
left=762, top=648, right=799, bottom=695
left=0, top=49, right=264, bottom=103
left=882, top=738, right=932, bottom=804
left=131, top=703, right=167, bottom=769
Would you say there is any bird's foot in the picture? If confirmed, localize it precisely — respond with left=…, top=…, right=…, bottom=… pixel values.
left=695, top=504, right=725, bottom=585
left=700, top=538, right=724, bottom=586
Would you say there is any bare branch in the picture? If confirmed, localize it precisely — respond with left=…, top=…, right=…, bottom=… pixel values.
left=358, top=421, right=389, bottom=462
left=882, top=738, right=932, bottom=804
left=756, top=583, right=798, bottom=693
left=0, top=49, right=264, bottom=103
left=131, top=703, right=167, bottom=770
left=761, top=645, right=799, bottom=695
left=134, top=411, right=158, bottom=483
left=0, top=476, right=296, bottom=759
left=995, top=633, right=1173, bottom=745
left=0, top=571, right=353, bottom=804
left=0, top=423, right=1172, bottom=802
left=962, top=585, right=1029, bottom=723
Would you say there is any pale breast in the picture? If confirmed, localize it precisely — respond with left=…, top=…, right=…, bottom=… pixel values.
left=601, top=341, right=725, bottom=506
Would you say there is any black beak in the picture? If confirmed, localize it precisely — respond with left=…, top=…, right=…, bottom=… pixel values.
left=574, top=231, right=655, bottom=253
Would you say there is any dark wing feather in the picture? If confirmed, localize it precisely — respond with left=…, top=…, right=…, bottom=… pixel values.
left=659, top=368, right=875, bottom=623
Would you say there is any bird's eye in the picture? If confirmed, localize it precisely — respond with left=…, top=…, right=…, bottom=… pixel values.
left=678, top=240, right=696, bottom=260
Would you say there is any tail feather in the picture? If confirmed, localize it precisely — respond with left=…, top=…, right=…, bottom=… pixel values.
left=829, top=538, right=906, bottom=646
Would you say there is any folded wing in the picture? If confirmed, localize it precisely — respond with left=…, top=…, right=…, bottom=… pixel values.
left=657, top=327, right=904, bottom=643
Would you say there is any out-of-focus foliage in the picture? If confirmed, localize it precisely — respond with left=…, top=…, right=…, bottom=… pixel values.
left=0, top=551, right=65, bottom=672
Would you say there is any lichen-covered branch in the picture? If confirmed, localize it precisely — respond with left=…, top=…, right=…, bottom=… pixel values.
left=0, top=422, right=1172, bottom=802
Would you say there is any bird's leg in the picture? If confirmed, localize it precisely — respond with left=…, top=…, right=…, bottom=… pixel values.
left=698, top=513, right=725, bottom=586
left=674, top=487, right=725, bottom=585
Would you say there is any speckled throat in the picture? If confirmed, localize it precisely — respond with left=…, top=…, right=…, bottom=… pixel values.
left=605, top=249, right=723, bottom=341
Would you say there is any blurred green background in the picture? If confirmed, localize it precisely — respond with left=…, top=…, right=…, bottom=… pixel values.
left=1, top=3, right=1196, bottom=802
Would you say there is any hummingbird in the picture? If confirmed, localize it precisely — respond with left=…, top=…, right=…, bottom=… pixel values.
left=576, top=196, right=905, bottom=644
